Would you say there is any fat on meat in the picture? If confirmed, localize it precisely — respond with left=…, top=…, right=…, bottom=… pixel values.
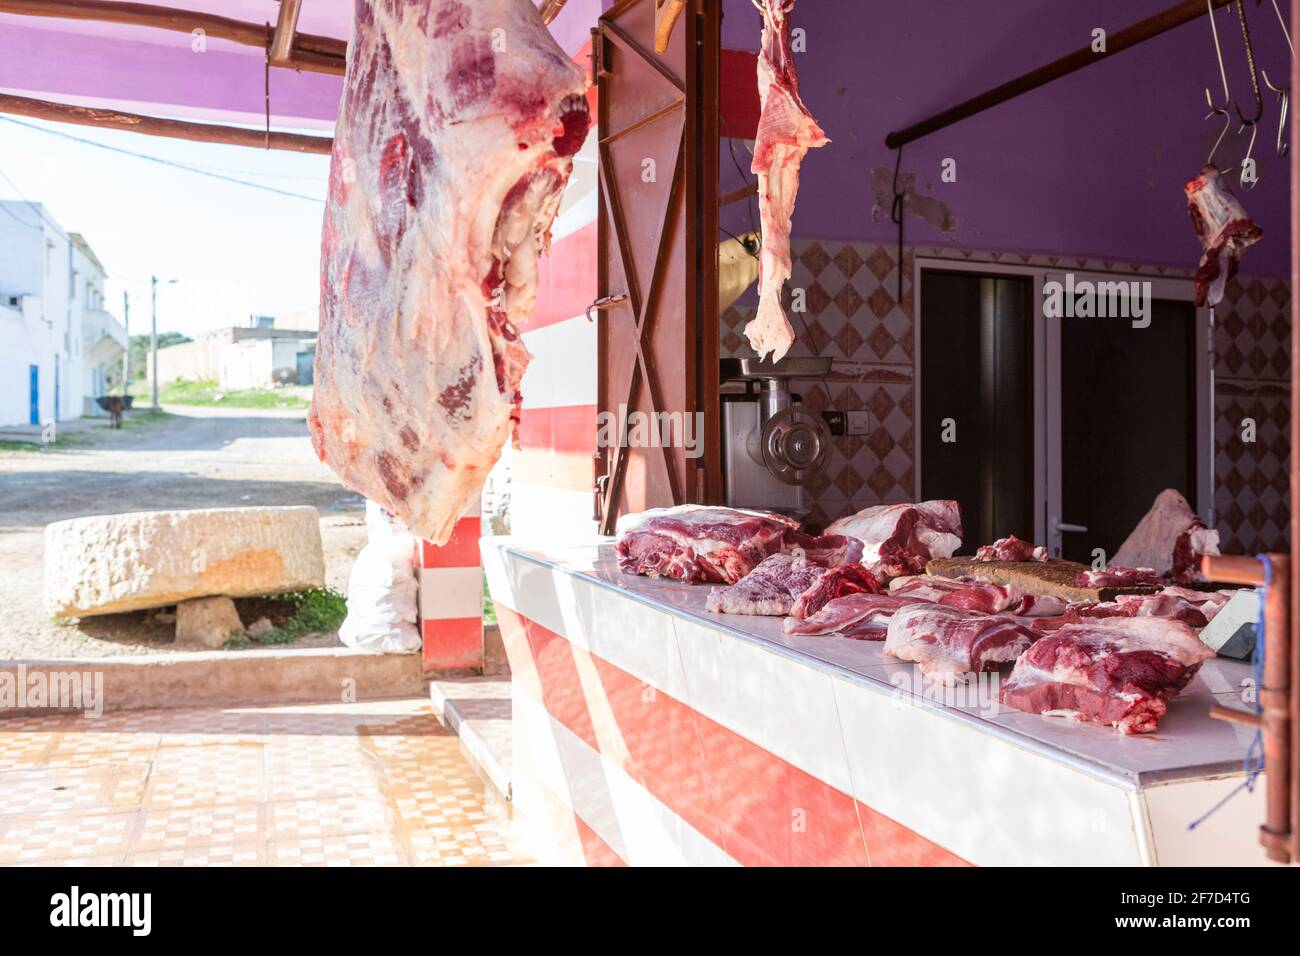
left=744, top=0, right=829, bottom=361
left=884, top=604, right=1039, bottom=686
left=827, top=501, right=963, bottom=579
left=1000, top=617, right=1215, bottom=734
left=1076, top=566, right=1164, bottom=589
left=311, top=0, right=591, bottom=544
left=783, top=592, right=925, bottom=641
left=1185, top=164, right=1262, bottom=308
left=615, top=505, right=798, bottom=584
left=1112, top=489, right=1220, bottom=583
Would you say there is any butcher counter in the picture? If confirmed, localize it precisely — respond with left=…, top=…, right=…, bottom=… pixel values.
left=482, top=536, right=1276, bottom=867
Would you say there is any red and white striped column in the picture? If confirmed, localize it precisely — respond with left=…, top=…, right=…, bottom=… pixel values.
left=417, top=498, right=483, bottom=673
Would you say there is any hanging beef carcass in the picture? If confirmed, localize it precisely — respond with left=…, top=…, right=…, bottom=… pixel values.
left=744, top=0, right=829, bottom=361
left=311, top=0, right=591, bottom=544
left=1185, top=164, right=1262, bottom=308
left=1111, top=489, right=1220, bottom=583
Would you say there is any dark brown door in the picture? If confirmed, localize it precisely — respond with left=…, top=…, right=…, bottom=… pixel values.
left=594, top=0, right=720, bottom=534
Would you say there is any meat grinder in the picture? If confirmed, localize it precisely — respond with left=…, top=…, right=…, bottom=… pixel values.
left=720, top=356, right=833, bottom=517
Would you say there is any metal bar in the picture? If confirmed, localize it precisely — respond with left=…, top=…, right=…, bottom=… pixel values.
left=540, top=0, right=569, bottom=25
left=1202, top=554, right=1269, bottom=586
left=884, top=0, right=1234, bottom=149
left=269, top=0, right=303, bottom=65
left=0, top=92, right=334, bottom=153
left=0, top=0, right=346, bottom=73
left=1291, top=0, right=1300, bottom=867
left=719, top=181, right=758, bottom=207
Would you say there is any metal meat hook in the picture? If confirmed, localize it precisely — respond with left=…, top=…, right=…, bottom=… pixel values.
left=1230, top=0, right=1264, bottom=186
left=1260, top=0, right=1293, bottom=159
left=1204, top=0, right=1235, bottom=165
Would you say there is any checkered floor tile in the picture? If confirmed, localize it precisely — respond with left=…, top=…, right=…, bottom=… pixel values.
left=0, top=698, right=532, bottom=867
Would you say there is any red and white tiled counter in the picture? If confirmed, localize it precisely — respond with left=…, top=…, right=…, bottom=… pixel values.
left=483, top=537, right=1278, bottom=867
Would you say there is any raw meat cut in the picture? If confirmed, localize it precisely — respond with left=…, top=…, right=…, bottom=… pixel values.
left=781, top=531, right=864, bottom=568
left=1115, top=593, right=1211, bottom=629
left=706, top=551, right=827, bottom=615
left=616, top=505, right=798, bottom=584
left=311, top=0, right=591, bottom=544
left=888, top=574, right=973, bottom=603
left=937, top=583, right=1066, bottom=618
left=1160, top=586, right=1238, bottom=622
left=884, top=603, right=1039, bottom=686
left=783, top=592, right=926, bottom=641
left=974, top=535, right=1047, bottom=562
left=1112, top=489, right=1220, bottom=583
left=999, top=617, right=1215, bottom=734
left=744, top=0, right=829, bottom=361
left=1185, top=164, right=1262, bottom=308
left=788, top=564, right=881, bottom=619
left=1075, top=567, right=1164, bottom=589
left=827, top=501, right=963, bottom=579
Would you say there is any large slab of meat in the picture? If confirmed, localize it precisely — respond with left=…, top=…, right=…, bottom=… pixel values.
left=1185, top=163, right=1262, bottom=308
left=1112, top=489, right=1220, bottom=583
left=744, top=0, right=829, bottom=361
left=827, top=501, right=963, bottom=579
left=884, top=604, right=1038, bottom=686
left=999, top=617, right=1215, bottom=734
left=784, top=592, right=926, bottom=641
left=311, top=0, right=590, bottom=544
left=615, top=505, right=798, bottom=584
left=936, top=582, right=1067, bottom=618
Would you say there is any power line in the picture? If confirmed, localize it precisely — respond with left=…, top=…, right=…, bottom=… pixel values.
left=0, top=116, right=326, bottom=204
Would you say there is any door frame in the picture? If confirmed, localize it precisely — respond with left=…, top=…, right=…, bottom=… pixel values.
left=913, top=256, right=1213, bottom=555
left=1042, top=269, right=1213, bottom=557
left=913, top=256, right=1048, bottom=546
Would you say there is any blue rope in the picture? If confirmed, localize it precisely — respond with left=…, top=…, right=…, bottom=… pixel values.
left=1187, top=555, right=1268, bottom=830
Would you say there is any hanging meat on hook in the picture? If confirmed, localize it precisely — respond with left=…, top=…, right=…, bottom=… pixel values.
left=1184, top=164, right=1262, bottom=308
left=311, top=0, right=590, bottom=544
left=744, top=0, right=829, bottom=362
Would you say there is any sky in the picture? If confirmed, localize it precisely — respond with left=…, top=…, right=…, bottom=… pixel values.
left=0, top=116, right=330, bottom=339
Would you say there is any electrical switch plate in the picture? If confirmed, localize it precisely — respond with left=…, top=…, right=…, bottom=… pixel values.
left=846, top=410, right=871, bottom=435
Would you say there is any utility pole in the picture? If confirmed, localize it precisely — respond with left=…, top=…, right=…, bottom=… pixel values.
left=150, top=276, right=159, bottom=410
left=122, top=291, right=130, bottom=395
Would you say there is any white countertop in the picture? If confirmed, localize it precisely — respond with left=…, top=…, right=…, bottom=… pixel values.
left=487, top=537, right=1261, bottom=789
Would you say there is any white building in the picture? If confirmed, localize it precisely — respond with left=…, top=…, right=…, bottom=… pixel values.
left=0, top=202, right=125, bottom=426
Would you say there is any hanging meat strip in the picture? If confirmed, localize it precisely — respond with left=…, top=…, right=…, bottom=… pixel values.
left=1185, top=164, right=1262, bottom=308
left=745, top=0, right=829, bottom=362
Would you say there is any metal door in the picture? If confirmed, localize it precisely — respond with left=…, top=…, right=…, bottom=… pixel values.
left=28, top=364, right=38, bottom=425
left=593, top=0, right=720, bottom=534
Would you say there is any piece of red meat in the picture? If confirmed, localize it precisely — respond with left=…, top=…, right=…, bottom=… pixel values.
left=706, top=551, right=828, bottom=615
left=788, top=564, right=882, bottom=619
left=311, top=0, right=590, bottom=544
left=884, top=604, right=1039, bottom=686
left=615, top=505, right=799, bottom=584
left=974, top=535, right=1047, bottom=562
left=827, top=501, right=963, bottom=579
left=1185, top=164, right=1262, bottom=308
left=744, top=0, right=829, bottom=361
left=1112, top=490, right=1220, bottom=584
left=999, top=617, right=1215, bottom=734
left=784, top=592, right=926, bottom=641
left=1076, top=566, right=1165, bottom=589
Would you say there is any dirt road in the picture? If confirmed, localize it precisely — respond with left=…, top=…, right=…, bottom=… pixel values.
left=0, top=406, right=367, bottom=659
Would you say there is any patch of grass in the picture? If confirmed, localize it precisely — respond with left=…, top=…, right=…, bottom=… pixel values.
left=223, top=587, right=347, bottom=650
left=144, top=378, right=311, bottom=410
left=104, top=408, right=171, bottom=430
left=0, top=439, right=41, bottom=453
left=0, top=431, right=96, bottom=453
left=482, top=574, right=497, bottom=627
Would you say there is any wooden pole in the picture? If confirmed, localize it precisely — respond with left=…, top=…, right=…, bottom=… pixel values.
left=0, top=93, right=334, bottom=154
left=884, top=0, right=1235, bottom=149
left=540, top=0, right=571, bottom=25
left=0, top=0, right=345, bottom=74
left=269, top=0, right=304, bottom=66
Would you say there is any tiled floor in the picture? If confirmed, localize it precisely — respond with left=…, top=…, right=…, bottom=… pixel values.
left=0, top=698, right=534, bottom=867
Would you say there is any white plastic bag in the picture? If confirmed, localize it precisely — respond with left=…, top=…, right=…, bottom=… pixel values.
left=338, top=500, right=422, bottom=654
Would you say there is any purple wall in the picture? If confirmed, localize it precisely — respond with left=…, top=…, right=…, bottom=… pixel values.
left=722, top=0, right=1292, bottom=278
